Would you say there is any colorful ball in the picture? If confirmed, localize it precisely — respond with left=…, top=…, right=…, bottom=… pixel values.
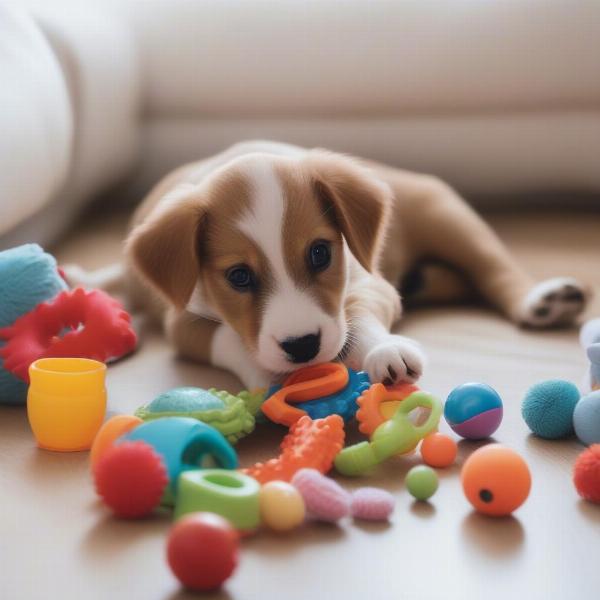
left=420, top=433, right=458, bottom=468
left=573, top=391, right=600, bottom=446
left=166, top=512, right=239, bottom=591
left=260, top=481, right=306, bottom=531
left=405, top=465, right=439, bottom=501
left=461, top=444, right=531, bottom=516
left=444, top=383, right=503, bottom=439
left=350, top=487, right=395, bottom=521
left=94, top=441, right=168, bottom=518
left=522, top=379, right=580, bottom=439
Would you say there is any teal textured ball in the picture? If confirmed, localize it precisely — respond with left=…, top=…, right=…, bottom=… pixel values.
left=522, top=380, right=580, bottom=439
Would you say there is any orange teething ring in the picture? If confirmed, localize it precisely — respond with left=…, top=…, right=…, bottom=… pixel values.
left=356, top=382, right=420, bottom=435
left=241, top=414, right=345, bottom=484
left=261, top=363, right=348, bottom=427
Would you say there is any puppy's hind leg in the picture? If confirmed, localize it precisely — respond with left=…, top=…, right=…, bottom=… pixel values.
left=404, top=178, right=590, bottom=327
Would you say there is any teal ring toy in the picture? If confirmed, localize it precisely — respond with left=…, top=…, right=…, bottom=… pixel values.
left=121, top=417, right=238, bottom=503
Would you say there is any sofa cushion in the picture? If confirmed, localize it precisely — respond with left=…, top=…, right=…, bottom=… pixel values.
left=120, top=0, right=600, bottom=117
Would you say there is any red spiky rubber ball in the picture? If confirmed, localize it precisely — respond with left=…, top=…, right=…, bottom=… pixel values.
left=573, top=444, right=600, bottom=504
left=167, top=512, right=239, bottom=591
left=94, top=441, right=168, bottom=518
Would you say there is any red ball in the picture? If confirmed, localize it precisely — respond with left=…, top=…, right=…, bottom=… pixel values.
left=94, top=441, right=168, bottom=518
left=573, top=444, right=600, bottom=504
left=166, top=512, right=239, bottom=591
left=420, top=433, right=458, bottom=468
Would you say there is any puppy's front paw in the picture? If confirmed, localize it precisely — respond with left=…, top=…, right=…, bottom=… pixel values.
left=363, top=335, right=426, bottom=385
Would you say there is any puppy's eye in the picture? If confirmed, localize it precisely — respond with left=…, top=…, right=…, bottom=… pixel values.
left=226, top=265, right=254, bottom=291
left=308, top=241, right=331, bottom=272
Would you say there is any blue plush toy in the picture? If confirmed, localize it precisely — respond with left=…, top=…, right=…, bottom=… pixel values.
left=0, top=244, right=67, bottom=405
left=573, top=390, right=600, bottom=446
left=521, top=379, right=580, bottom=439
left=580, top=318, right=600, bottom=392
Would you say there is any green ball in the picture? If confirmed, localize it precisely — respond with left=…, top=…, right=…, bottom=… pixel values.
left=405, top=465, right=439, bottom=500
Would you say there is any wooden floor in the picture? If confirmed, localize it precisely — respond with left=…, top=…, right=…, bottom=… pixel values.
left=1, top=209, right=599, bottom=600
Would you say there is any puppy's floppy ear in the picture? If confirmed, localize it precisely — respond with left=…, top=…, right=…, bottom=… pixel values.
left=125, top=184, right=206, bottom=309
left=306, top=150, right=391, bottom=272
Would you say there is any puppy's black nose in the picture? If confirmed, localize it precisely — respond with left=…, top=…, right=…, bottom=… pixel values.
left=279, top=332, right=321, bottom=363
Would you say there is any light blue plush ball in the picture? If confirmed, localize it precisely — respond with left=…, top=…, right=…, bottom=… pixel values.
left=521, top=379, right=580, bottom=439
left=573, top=390, right=600, bottom=446
left=0, top=244, right=67, bottom=405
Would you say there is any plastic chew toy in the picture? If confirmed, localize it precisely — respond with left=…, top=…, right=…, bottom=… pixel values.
left=521, top=379, right=580, bottom=439
left=90, top=414, right=143, bottom=471
left=420, top=433, right=458, bottom=468
left=573, top=391, right=600, bottom=446
left=356, top=382, right=420, bottom=435
left=0, top=288, right=137, bottom=383
left=573, top=444, right=600, bottom=503
left=121, top=417, right=238, bottom=504
left=261, top=363, right=349, bottom=426
left=0, top=244, right=67, bottom=405
left=444, top=383, right=503, bottom=440
left=405, top=465, right=439, bottom=501
left=259, top=481, right=306, bottom=531
left=242, top=415, right=345, bottom=484
left=95, top=441, right=169, bottom=518
left=175, top=469, right=261, bottom=532
left=167, top=512, right=239, bottom=591
left=461, top=444, right=531, bottom=516
left=580, top=318, right=600, bottom=392
left=350, top=487, right=395, bottom=521
left=27, top=357, right=107, bottom=451
left=135, top=387, right=260, bottom=444
left=334, top=391, right=442, bottom=476
left=291, top=468, right=351, bottom=522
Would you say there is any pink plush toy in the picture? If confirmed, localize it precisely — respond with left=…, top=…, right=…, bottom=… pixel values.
left=350, top=487, right=395, bottom=521
left=291, top=469, right=350, bottom=522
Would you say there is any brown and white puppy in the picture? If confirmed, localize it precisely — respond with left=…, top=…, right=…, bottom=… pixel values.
left=84, top=141, right=590, bottom=389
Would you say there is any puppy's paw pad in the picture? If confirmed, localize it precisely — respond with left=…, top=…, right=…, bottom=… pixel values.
left=364, top=336, right=426, bottom=385
left=520, top=278, right=590, bottom=328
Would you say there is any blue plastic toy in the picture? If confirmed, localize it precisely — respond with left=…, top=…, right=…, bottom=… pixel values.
left=266, top=368, right=370, bottom=422
left=0, top=244, right=67, bottom=405
left=444, top=382, right=503, bottom=439
left=121, top=417, right=238, bottom=503
left=521, top=379, right=580, bottom=439
left=573, top=390, right=600, bottom=446
left=580, top=318, right=600, bottom=392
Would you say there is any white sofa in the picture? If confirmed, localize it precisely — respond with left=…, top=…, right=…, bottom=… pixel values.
left=2, top=0, right=599, bottom=246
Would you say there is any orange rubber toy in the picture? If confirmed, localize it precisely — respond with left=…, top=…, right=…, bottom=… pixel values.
left=242, top=414, right=345, bottom=484
left=261, top=363, right=348, bottom=427
left=356, top=382, right=420, bottom=435
left=461, top=444, right=531, bottom=516
left=90, top=414, right=143, bottom=471
left=420, top=433, right=458, bottom=468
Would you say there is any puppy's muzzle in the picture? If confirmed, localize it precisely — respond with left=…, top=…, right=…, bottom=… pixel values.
left=279, top=332, right=321, bottom=363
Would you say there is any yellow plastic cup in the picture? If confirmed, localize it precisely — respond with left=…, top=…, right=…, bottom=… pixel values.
left=27, top=358, right=107, bottom=452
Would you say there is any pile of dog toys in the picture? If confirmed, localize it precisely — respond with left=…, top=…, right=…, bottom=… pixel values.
left=2, top=243, right=600, bottom=593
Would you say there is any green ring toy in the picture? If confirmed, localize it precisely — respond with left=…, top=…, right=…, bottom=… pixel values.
left=174, top=468, right=261, bottom=532
left=334, top=390, right=442, bottom=476
left=135, top=387, right=264, bottom=444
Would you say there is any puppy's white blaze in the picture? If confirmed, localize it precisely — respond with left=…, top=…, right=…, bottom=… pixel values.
left=237, top=158, right=345, bottom=371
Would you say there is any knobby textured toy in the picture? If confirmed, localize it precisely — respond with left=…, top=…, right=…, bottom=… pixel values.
left=0, top=244, right=67, bottom=404
left=521, top=379, right=580, bottom=439
left=573, top=444, right=600, bottom=504
left=580, top=318, right=600, bottom=392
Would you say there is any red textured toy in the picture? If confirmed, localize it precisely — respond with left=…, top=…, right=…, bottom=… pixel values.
left=94, top=441, right=168, bottom=518
left=573, top=444, right=600, bottom=504
left=0, top=288, right=136, bottom=382
left=167, top=512, right=239, bottom=591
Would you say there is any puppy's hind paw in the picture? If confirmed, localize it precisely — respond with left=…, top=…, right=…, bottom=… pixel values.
left=363, top=335, right=426, bottom=385
left=518, top=277, right=591, bottom=328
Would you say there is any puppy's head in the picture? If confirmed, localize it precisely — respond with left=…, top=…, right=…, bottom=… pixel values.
left=127, top=150, right=391, bottom=374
